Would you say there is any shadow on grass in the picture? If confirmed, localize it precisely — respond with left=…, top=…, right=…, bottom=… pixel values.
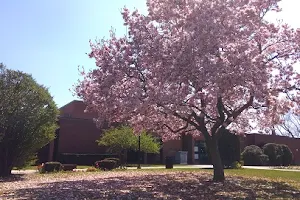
left=1, top=173, right=300, bottom=199
left=0, top=174, right=26, bottom=183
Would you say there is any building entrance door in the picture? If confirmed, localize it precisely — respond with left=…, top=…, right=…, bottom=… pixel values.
left=194, top=141, right=210, bottom=164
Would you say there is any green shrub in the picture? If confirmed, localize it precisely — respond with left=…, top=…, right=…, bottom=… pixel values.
left=262, top=143, right=293, bottom=166
left=38, top=164, right=45, bottom=173
left=242, top=145, right=269, bottom=166
left=14, top=155, right=38, bottom=170
left=40, top=162, right=62, bottom=173
left=280, top=144, right=293, bottom=166
left=262, top=143, right=283, bottom=166
left=58, top=153, right=118, bottom=166
left=62, top=164, right=77, bottom=171
left=239, top=160, right=244, bottom=166
left=259, top=154, right=270, bottom=166
left=218, top=129, right=241, bottom=168
left=230, top=161, right=242, bottom=169
left=95, top=160, right=117, bottom=170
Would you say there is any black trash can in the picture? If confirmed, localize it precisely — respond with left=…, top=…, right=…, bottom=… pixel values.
left=165, top=156, right=174, bottom=169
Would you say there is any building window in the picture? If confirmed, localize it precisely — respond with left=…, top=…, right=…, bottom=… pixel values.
left=194, top=141, right=210, bottom=164
left=194, top=146, right=198, bottom=152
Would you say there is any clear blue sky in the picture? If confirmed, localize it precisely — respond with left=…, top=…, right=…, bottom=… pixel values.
left=0, top=0, right=298, bottom=108
left=0, top=0, right=147, bottom=107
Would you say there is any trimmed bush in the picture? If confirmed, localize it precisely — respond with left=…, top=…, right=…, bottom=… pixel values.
left=281, top=144, right=293, bottom=166
left=242, top=145, right=269, bottom=166
left=218, top=129, right=241, bottom=168
left=57, top=153, right=118, bottom=166
left=262, top=143, right=293, bottom=166
left=230, top=161, right=242, bottom=169
left=40, top=162, right=62, bottom=173
left=95, top=160, right=117, bottom=170
left=262, top=143, right=283, bottom=166
left=259, top=154, right=270, bottom=166
left=104, top=158, right=120, bottom=168
left=62, top=164, right=77, bottom=171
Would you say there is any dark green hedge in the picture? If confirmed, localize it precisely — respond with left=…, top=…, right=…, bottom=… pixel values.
left=40, top=162, right=62, bottom=173
left=242, top=145, right=269, bottom=166
left=262, top=143, right=293, bottom=166
left=57, top=153, right=118, bottom=165
left=95, top=160, right=117, bottom=170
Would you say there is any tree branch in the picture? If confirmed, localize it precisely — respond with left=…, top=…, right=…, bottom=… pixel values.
left=156, top=103, right=200, bottom=131
left=232, top=95, right=254, bottom=118
left=162, top=123, right=196, bottom=134
left=162, top=114, right=193, bottom=133
left=210, top=96, right=227, bottom=137
left=223, top=95, right=254, bottom=127
left=173, top=111, right=199, bottom=128
left=180, top=103, right=217, bottom=121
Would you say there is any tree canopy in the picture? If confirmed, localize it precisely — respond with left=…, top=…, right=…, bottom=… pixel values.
left=0, top=64, right=58, bottom=176
left=97, top=126, right=160, bottom=154
left=276, top=112, right=300, bottom=138
left=76, top=0, right=300, bottom=181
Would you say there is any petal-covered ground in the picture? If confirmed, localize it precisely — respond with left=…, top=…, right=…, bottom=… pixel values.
left=0, top=171, right=299, bottom=199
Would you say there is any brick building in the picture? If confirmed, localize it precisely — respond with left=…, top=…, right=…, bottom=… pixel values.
left=38, top=100, right=300, bottom=165
left=38, top=100, right=202, bottom=165
left=241, top=133, right=300, bottom=164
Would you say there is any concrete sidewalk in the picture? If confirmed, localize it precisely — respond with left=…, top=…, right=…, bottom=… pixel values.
left=243, top=166, right=300, bottom=172
left=11, top=169, right=38, bottom=174
left=127, top=165, right=213, bottom=170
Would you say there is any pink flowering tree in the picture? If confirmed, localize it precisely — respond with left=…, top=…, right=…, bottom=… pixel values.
left=75, top=0, right=300, bottom=181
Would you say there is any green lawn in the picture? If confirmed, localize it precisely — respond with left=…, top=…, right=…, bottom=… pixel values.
left=76, top=165, right=92, bottom=169
left=224, top=168, right=300, bottom=182
left=74, top=164, right=165, bottom=169
left=134, top=168, right=300, bottom=188
left=4, top=167, right=300, bottom=199
left=13, top=164, right=166, bottom=170
left=13, top=165, right=300, bottom=187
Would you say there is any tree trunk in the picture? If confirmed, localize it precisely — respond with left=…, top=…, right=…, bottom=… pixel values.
left=119, top=150, right=128, bottom=169
left=0, top=163, right=12, bottom=177
left=0, top=148, right=13, bottom=177
left=207, top=138, right=225, bottom=182
left=123, top=149, right=127, bottom=167
left=144, top=153, right=148, bottom=164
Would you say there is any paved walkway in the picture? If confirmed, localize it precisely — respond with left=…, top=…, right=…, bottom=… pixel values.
left=127, top=165, right=212, bottom=170
left=11, top=165, right=300, bottom=174
left=243, top=166, right=300, bottom=172
left=11, top=169, right=38, bottom=174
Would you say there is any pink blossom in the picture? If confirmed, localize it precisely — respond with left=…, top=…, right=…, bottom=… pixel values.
left=75, top=0, right=300, bottom=141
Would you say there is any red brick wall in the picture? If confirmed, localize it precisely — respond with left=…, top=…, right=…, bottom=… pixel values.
left=58, top=117, right=106, bottom=154
left=182, top=135, right=195, bottom=164
left=48, top=100, right=208, bottom=164
left=161, top=134, right=205, bottom=164
left=162, top=139, right=182, bottom=163
left=60, top=100, right=97, bottom=120
left=55, top=101, right=300, bottom=166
